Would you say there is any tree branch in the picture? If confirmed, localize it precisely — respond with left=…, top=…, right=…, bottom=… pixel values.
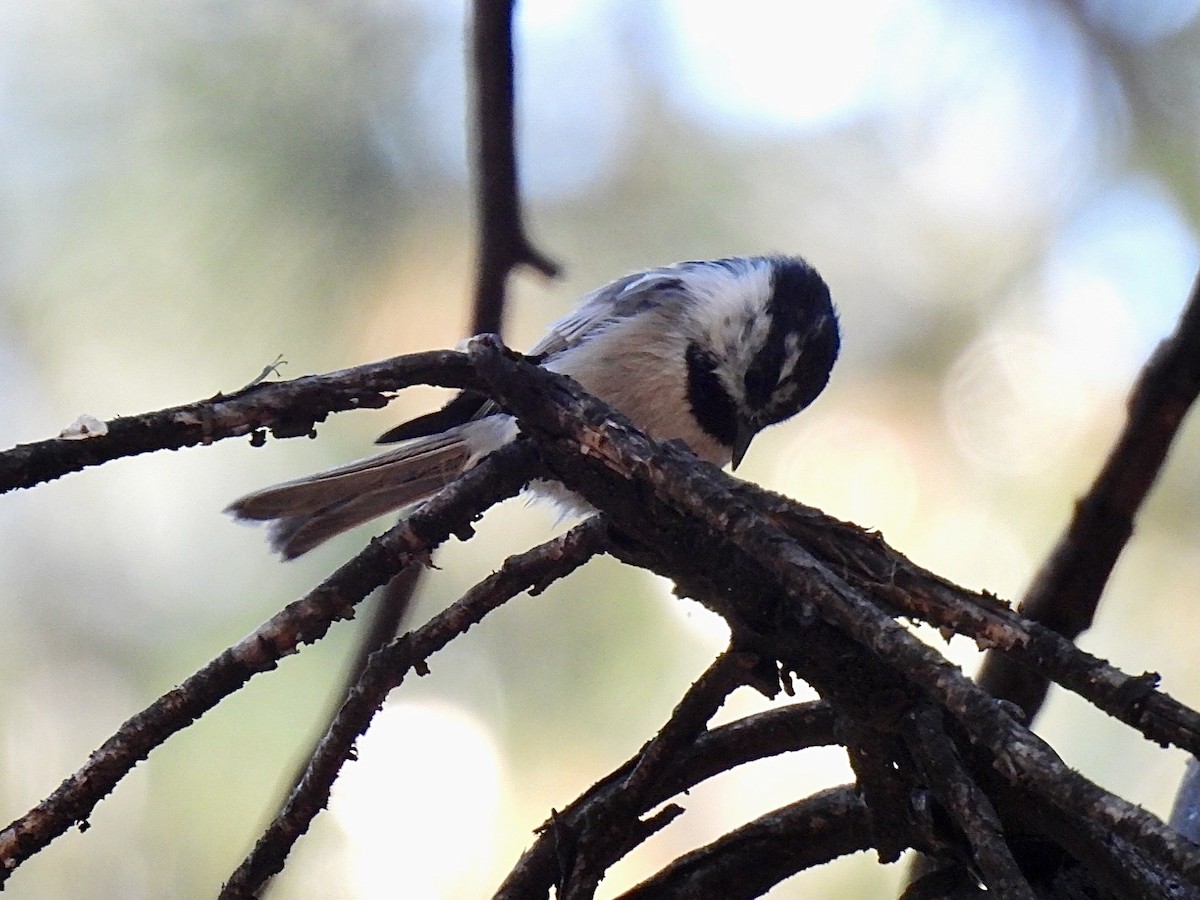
left=494, top=701, right=839, bottom=899
left=469, top=0, right=558, bottom=337
left=977, top=271, right=1200, bottom=718
left=902, top=705, right=1033, bottom=898
left=298, top=0, right=566, bottom=839
left=777, top=496, right=1200, bottom=756
left=617, top=786, right=871, bottom=900
left=838, top=716, right=915, bottom=864
left=0, top=441, right=536, bottom=886
left=556, top=648, right=756, bottom=900
left=221, top=517, right=606, bottom=898
left=465, top=335, right=1200, bottom=891
left=0, top=350, right=473, bottom=493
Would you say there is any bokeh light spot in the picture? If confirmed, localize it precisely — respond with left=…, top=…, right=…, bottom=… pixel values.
left=332, top=701, right=505, bottom=899
left=942, top=328, right=1096, bottom=476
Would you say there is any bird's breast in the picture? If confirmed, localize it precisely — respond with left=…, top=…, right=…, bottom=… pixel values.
left=546, top=327, right=733, bottom=468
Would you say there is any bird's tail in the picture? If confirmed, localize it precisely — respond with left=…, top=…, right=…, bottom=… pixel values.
left=226, top=434, right=474, bottom=559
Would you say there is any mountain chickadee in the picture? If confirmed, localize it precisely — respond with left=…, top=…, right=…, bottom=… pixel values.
left=228, top=255, right=840, bottom=558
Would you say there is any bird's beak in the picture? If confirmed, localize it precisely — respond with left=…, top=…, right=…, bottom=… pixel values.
left=730, top=420, right=757, bottom=470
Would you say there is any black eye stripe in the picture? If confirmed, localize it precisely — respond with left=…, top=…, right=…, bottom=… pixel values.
left=743, top=342, right=785, bottom=408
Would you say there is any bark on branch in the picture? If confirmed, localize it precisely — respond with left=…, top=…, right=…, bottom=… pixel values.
left=3, top=327, right=1199, bottom=897
left=977, top=273, right=1200, bottom=718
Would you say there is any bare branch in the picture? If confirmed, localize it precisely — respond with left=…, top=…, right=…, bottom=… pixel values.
left=838, top=716, right=914, bottom=864
left=621, top=649, right=756, bottom=809
left=293, top=0, right=567, bottom=836
left=902, top=706, right=1034, bottom=898
left=221, top=517, right=606, bottom=898
left=617, top=786, right=870, bottom=900
left=468, top=336, right=1200, bottom=759
left=470, top=0, right=559, bottom=337
left=556, top=648, right=757, bottom=899
left=0, top=441, right=536, bottom=886
left=778, top=498, right=1200, bottom=756
left=494, top=702, right=839, bottom=899
left=978, top=271, right=1200, bottom=718
left=0, top=350, right=473, bottom=494
left=464, top=336, right=1200, bottom=890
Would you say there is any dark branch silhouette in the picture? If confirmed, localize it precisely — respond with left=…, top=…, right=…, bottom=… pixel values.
left=3, top=303, right=1200, bottom=895
left=617, top=786, right=871, bottom=900
left=0, top=351, right=472, bottom=494
left=554, top=648, right=757, bottom=899
left=287, top=0, right=565, bottom=854
left=469, top=0, right=559, bottom=337
left=0, top=439, right=536, bottom=884
left=977, top=273, right=1200, bottom=718
left=494, top=701, right=840, bottom=899
left=901, top=705, right=1031, bottom=897
left=221, top=518, right=607, bottom=898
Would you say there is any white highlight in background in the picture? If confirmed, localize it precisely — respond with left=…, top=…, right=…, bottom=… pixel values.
left=332, top=701, right=506, bottom=900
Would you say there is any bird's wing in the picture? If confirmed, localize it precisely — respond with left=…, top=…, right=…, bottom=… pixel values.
left=528, top=269, right=691, bottom=358
left=377, top=268, right=694, bottom=444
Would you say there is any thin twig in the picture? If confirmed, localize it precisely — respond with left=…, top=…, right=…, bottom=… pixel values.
left=469, top=0, right=558, bottom=337
left=0, top=350, right=474, bottom=493
left=616, top=786, right=871, bottom=900
left=622, top=649, right=754, bottom=806
left=277, top=566, right=423, bottom=807
left=977, top=271, right=1200, bottom=718
left=903, top=705, right=1034, bottom=898
left=557, top=648, right=755, bottom=900
left=494, top=701, right=839, bottom=900
left=783, top=500, right=1200, bottom=756
left=0, top=443, right=536, bottom=886
left=838, top=717, right=913, bottom=864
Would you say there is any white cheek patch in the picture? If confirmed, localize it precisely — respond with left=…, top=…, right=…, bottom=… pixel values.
left=684, top=260, right=774, bottom=354
left=722, top=312, right=772, bottom=371
left=703, top=310, right=774, bottom=408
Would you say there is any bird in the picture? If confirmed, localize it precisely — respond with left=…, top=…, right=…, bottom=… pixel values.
left=227, top=255, right=840, bottom=558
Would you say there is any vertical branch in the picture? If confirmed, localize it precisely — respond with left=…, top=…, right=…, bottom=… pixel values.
left=902, top=706, right=1034, bottom=898
left=470, top=0, right=559, bottom=337
left=348, top=0, right=563, bottom=724
left=344, top=0, right=564, bottom=728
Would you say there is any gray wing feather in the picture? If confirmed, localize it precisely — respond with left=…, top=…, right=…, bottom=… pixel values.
left=528, top=268, right=693, bottom=360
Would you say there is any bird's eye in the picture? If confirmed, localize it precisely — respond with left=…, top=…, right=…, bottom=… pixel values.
left=743, top=349, right=784, bottom=409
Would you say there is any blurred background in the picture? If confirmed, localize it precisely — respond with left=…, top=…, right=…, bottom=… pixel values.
left=2, top=0, right=1200, bottom=896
